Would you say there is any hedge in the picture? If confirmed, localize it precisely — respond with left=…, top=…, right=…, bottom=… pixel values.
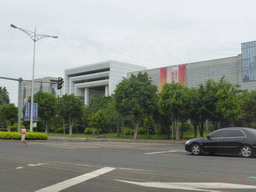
left=0, top=131, right=48, bottom=140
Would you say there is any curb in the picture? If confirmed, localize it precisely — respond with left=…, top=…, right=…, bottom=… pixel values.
left=48, top=136, right=184, bottom=144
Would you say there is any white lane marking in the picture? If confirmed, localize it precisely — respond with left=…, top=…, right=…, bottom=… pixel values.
left=35, top=167, right=115, bottom=192
left=145, top=150, right=179, bottom=154
left=115, top=180, right=256, bottom=192
left=119, top=168, right=149, bottom=172
left=28, top=163, right=48, bottom=167
left=16, top=167, right=24, bottom=169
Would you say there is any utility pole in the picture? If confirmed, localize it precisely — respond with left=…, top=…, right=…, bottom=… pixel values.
left=11, top=24, right=58, bottom=131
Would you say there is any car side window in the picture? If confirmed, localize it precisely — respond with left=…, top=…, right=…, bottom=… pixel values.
left=209, top=130, right=224, bottom=138
left=225, top=130, right=245, bottom=137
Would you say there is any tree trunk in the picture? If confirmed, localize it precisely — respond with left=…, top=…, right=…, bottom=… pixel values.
left=134, top=119, right=139, bottom=139
left=212, top=121, right=217, bottom=130
left=63, top=119, right=65, bottom=134
left=176, top=117, right=179, bottom=140
left=122, top=120, right=125, bottom=138
left=193, top=124, right=197, bottom=138
left=117, top=117, right=120, bottom=137
left=200, top=122, right=204, bottom=137
left=205, top=119, right=208, bottom=131
left=147, top=125, right=149, bottom=139
left=69, top=117, right=72, bottom=137
left=166, top=125, right=170, bottom=139
left=45, top=121, right=48, bottom=134
left=180, top=121, right=184, bottom=139
left=8, top=120, right=11, bottom=132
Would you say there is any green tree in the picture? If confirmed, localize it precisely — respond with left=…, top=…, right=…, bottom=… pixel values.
left=188, top=88, right=201, bottom=138
left=114, top=72, right=158, bottom=139
left=89, top=109, right=107, bottom=136
left=28, top=91, right=57, bottom=134
left=58, top=94, right=84, bottom=137
left=0, top=87, right=10, bottom=128
left=194, top=76, right=242, bottom=135
left=158, top=82, right=190, bottom=140
left=152, top=96, right=171, bottom=139
left=104, top=97, right=121, bottom=135
left=0, top=103, right=18, bottom=132
left=0, top=87, right=10, bottom=105
left=216, top=87, right=241, bottom=125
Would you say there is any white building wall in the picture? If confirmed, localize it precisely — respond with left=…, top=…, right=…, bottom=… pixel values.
left=186, top=55, right=241, bottom=88
left=64, top=60, right=146, bottom=104
left=109, top=61, right=146, bottom=95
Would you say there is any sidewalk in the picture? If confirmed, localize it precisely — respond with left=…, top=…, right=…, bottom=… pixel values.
left=48, top=136, right=184, bottom=144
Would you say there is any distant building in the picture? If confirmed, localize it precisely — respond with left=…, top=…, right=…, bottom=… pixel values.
left=64, top=41, right=256, bottom=105
left=64, top=60, right=147, bottom=105
left=21, top=77, right=63, bottom=110
left=128, top=41, right=256, bottom=92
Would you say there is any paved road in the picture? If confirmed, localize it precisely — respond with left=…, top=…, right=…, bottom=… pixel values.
left=1, top=139, right=256, bottom=192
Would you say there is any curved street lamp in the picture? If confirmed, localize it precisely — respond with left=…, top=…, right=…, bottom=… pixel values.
left=11, top=24, right=58, bottom=132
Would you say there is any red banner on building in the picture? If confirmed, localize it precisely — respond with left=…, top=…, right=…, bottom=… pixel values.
left=159, top=65, right=186, bottom=92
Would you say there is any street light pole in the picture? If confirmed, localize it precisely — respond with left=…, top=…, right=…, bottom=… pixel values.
left=11, top=24, right=58, bottom=132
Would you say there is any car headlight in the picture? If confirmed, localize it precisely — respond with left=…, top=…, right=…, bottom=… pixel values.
left=185, top=140, right=191, bottom=145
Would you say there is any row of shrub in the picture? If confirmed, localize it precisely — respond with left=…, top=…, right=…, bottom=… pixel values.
left=84, top=128, right=102, bottom=134
left=0, top=131, right=48, bottom=140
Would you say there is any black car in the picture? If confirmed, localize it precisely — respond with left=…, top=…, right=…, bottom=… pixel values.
left=185, top=127, right=256, bottom=158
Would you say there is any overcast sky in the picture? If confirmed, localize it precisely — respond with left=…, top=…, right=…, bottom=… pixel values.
left=1, top=0, right=256, bottom=106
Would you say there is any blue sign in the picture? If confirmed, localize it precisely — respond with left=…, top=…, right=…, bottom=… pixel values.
left=24, top=102, right=30, bottom=121
left=33, top=103, right=38, bottom=121
left=24, top=102, right=38, bottom=121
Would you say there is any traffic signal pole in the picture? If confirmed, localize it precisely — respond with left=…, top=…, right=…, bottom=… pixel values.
left=0, top=76, right=23, bottom=132
left=18, top=78, right=22, bottom=132
left=0, top=76, right=63, bottom=132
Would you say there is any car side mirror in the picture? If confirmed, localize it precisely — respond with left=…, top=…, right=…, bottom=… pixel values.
left=207, top=135, right=211, bottom=140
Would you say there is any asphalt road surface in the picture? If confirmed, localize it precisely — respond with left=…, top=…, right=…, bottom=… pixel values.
left=1, top=139, right=256, bottom=192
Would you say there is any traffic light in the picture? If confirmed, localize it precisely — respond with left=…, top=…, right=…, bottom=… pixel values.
left=57, top=77, right=63, bottom=89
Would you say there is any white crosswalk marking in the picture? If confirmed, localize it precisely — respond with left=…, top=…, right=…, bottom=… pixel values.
left=36, top=167, right=115, bottom=192
left=115, top=180, right=256, bottom=192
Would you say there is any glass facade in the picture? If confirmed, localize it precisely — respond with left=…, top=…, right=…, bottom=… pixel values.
left=242, top=41, right=256, bottom=81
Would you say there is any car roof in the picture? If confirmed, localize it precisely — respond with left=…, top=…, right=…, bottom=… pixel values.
left=218, top=127, right=254, bottom=131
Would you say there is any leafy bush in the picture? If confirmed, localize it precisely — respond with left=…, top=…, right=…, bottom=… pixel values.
left=0, top=128, right=7, bottom=132
left=138, top=127, right=147, bottom=134
left=55, top=127, right=69, bottom=133
left=143, top=117, right=155, bottom=134
left=11, top=124, right=18, bottom=132
left=123, top=127, right=134, bottom=135
left=0, top=131, right=48, bottom=140
left=26, top=132, right=48, bottom=140
left=84, top=128, right=93, bottom=134
left=84, top=128, right=102, bottom=134
left=183, top=122, right=193, bottom=132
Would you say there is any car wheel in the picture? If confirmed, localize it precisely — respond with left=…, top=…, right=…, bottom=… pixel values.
left=241, top=145, right=254, bottom=158
left=191, top=143, right=202, bottom=155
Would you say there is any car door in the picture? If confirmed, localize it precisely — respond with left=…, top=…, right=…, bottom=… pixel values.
left=203, top=130, right=225, bottom=153
left=221, top=130, right=246, bottom=154
left=213, top=129, right=230, bottom=153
